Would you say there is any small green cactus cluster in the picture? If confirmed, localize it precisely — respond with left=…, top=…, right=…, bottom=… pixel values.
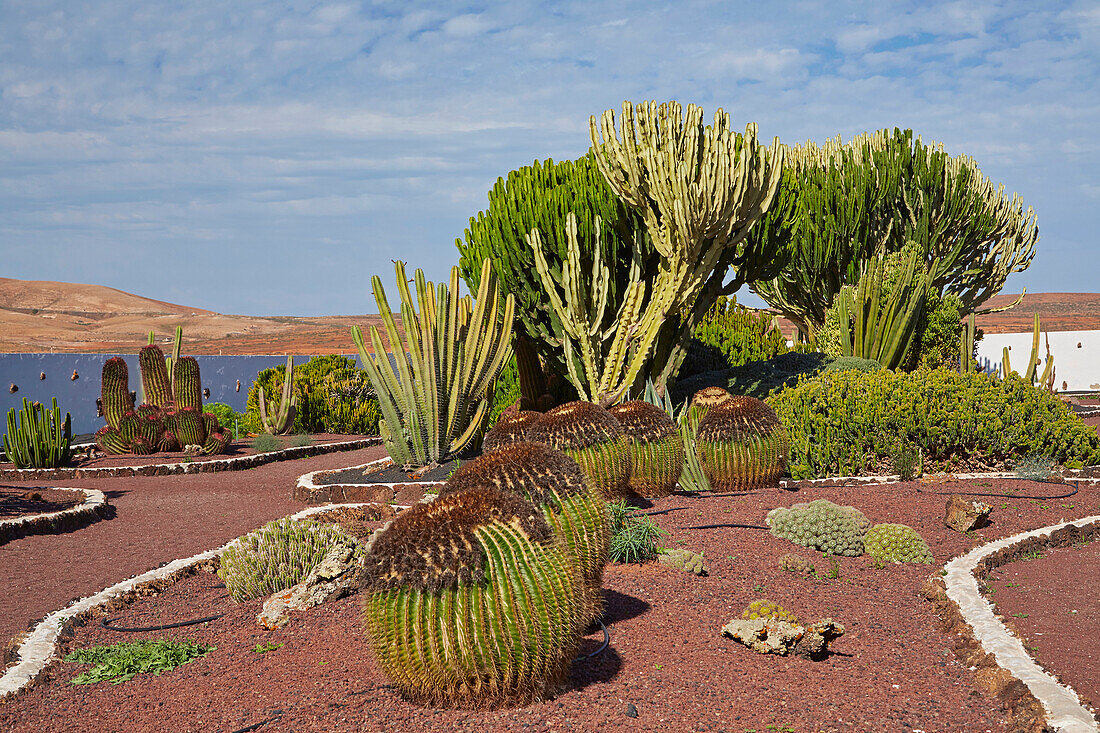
left=526, top=401, right=632, bottom=499
left=863, top=523, right=933, bottom=564
left=482, top=409, right=542, bottom=453
left=778, top=553, right=816, bottom=574
left=218, top=518, right=360, bottom=602
left=441, top=441, right=610, bottom=627
left=608, top=400, right=685, bottom=497
left=741, top=599, right=798, bottom=624
left=95, top=348, right=231, bottom=456
left=766, top=499, right=870, bottom=557
left=361, top=484, right=585, bottom=709
left=657, top=547, right=708, bottom=576
left=696, top=394, right=789, bottom=490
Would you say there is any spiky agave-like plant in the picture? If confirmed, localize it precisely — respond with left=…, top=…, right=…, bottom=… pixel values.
left=608, top=400, right=684, bottom=497
left=525, top=401, right=632, bottom=499
left=361, top=485, right=584, bottom=709
left=696, top=396, right=788, bottom=490
left=481, top=409, right=542, bottom=453
left=441, top=442, right=609, bottom=626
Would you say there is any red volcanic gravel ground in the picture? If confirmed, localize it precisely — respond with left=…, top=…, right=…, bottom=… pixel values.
left=985, top=538, right=1100, bottom=714
left=3, top=476, right=1099, bottom=732
left=0, top=442, right=388, bottom=647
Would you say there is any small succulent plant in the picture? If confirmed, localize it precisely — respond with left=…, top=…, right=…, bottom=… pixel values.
left=863, top=523, right=933, bottom=564
left=766, top=499, right=869, bottom=557
left=778, top=553, right=816, bottom=574
left=741, top=599, right=798, bottom=625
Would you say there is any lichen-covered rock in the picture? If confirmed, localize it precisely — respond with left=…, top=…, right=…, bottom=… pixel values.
left=741, top=599, right=798, bottom=624
left=944, top=494, right=992, bottom=533
left=720, top=617, right=844, bottom=660
left=765, top=499, right=869, bottom=557
left=257, top=543, right=362, bottom=629
left=656, top=548, right=708, bottom=576
left=864, top=523, right=933, bottom=564
left=778, top=553, right=815, bottom=574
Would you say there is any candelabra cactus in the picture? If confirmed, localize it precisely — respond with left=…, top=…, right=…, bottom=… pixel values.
left=360, top=485, right=584, bottom=709
left=696, top=396, right=788, bottom=489
left=259, top=356, right=298, bottom=435
left=608, top=400, right=685, bottom=497
left=525, top=401, right=633, bottom=499
left=441, top=442, right=610, bottom=626
left=3, top=397, right=72, bottom=469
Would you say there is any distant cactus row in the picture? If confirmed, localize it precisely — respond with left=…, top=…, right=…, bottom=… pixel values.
left=95, top=345, right=231, bottom=456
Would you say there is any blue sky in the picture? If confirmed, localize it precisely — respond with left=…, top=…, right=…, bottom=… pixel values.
left=2, top=1, right=1098, bottom=315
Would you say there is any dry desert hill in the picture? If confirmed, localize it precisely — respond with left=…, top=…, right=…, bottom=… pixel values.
left=1, top=278, right=1098, bottom=354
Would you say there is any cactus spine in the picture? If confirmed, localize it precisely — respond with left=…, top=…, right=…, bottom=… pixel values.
left=361, top=486, right=584, bottom=708
left=352, top=258, right=515, bottom=467
left=3, top=397, right=72, bottom=468
left=259, top=356, right=297, bottom=435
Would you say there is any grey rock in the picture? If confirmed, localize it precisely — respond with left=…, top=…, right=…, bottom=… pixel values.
left=258, top=544, right=361, bottom=630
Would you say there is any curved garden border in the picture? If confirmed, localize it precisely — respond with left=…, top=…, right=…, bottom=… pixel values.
left=294, top=458, right=444, bottom=505
left=0, top=437, right=381, bottom=482
left=0, top=502, right=370, bottom=700
left=0, top=489, right=110, bottom=546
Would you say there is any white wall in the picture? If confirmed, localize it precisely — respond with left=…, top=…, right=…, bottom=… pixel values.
left=976, top=330, right=1100, bottom=392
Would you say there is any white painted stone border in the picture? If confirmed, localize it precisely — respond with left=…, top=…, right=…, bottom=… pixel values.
left=0, top=437, right=381, bottom=480
left=296, top=457, right=445, bottom=496
left=944, top=515, right=1100, bottom=733
left=776, top=470, right=1100, bottom=489
left=0, top=500, right=381, bottom=700
left=0, top=488, right=108, bottom=545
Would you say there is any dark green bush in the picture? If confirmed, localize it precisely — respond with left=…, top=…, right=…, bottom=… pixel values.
left=487, top=355, right=521, bottom=428
left=678, top=296, right=789, bottom=380
left=247, top=355, right=380, bottom=435
left=204, top=402, right=243, bottom=439
left=671, top=352, right=880, bottom=404
left=767, top=368, right=1100, bottom=478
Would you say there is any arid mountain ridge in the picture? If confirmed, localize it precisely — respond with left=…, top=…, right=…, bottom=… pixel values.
left=1, top=278, right=1098, bottom=354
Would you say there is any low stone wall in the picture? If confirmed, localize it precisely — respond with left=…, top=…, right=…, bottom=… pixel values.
left=0, top=489, right=110, bottom=545
left=293, top=458, right=443, bottom=505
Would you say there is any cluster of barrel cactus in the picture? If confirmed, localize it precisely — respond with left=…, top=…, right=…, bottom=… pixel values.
left=94, top=347, right=231, bottom=455
left=695, top=392, right=789, bottom=490
left=525, top=401, right=633, bottom=499
left=863, top=523, right=933, bottom=564
left=218, top=518, right=360, bottom=602
left=360, top=483, right=586, bottom=709
left=766, top=499, right=870, bottom=557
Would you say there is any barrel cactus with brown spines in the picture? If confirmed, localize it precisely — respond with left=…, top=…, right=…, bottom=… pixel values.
left=608, top=400, right=685, bottom=497
left=689, top=386, right=733, bottom=425
left=172, top=357, right=203, bottom=411
left=441, top=442, right=609, bottom=626
left=482, top=409, right=541, bottom=453
left=138, top=345, right=173, bottom=409
left=525, top=401, right=632, bottom=499
left=695, top=396, right=788, bottom=489
left=361, top=485, right=584, bottom=709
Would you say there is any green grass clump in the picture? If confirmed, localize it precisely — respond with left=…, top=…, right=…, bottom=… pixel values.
left=251, top=433, right=280, bottom=453
left=608, top=500, right=666, bottom=564
left=864, top=523, right=933, bottom=564
left=66, top=639, right=214, bottom=684
left=218, top=518, right=360, bottom=602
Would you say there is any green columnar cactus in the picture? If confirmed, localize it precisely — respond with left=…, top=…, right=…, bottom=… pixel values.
left=608, top=400, right=685, bottom=497
left=138, top=345, right=174, bottom=409
left=959, top=312, right=977, bottom=374
left=3, top=397, right=72, bottom=468
left=352, top=258, right=515, bottom=468
left=864, top=523, right=933, bottom=564
left=361, top=485, right=584, bottom=709
left=525, top=401, right=633, bottom=499
left=766, top=499, right=870, bottom=557
left=101, top=357, right=134, bottom=430
left=218, top=518, right=360, bottom=602
left=172, top=357, right=203, bottom=411
left=457, top=153, right=650, bottom=410
left=590, top=100, right=785, bottom=392
left=1002, top=314, right=1055, bottom=391
left=259, top=355, right=297, bottom=435
left=175, top=407, right=204, bottom=447
left=482, top=409, right=542, bottom=453
left=696, top=396, right=788, bottom=490
left=441, top=442, right=610, bottom=627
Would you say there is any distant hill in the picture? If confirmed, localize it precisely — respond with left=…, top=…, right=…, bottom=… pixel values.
left=0, top=278, right=1096, bottom=353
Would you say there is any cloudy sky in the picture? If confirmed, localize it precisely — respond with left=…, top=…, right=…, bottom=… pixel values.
left=2, top=1, right=1098, bottom=315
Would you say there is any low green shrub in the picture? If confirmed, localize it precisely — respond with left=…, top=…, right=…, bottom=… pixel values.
left=204, top=402, right=243, bottom=439
left=289, top=433, right=313, bottom=449
left=218, top=518, right=360, bottom=602
left=247, top=355, right=381, bottom=435
left=608, top=500, right=666, bottom=563
left=677, top=296, right=789, bottom=380
left=671, top=352, right=881, bottom=404
left=768, top=368, right=1100, bottom=479
left=251, top=433, right=279, bottom=453
left=66, top=639, right=214, bottom=684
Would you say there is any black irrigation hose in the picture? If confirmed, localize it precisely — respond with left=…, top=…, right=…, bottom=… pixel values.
left=914, top=479, right=1080, bottom=502
left=100, top=613, right=224, bottom=633
left=638, top=507, right=686, bottom=517
left=684, top=522, right=769, bottom=531
left=229, top=716, right=281, bottom=733
left=676, top=491, right=756, bottom=499
left=576, top=620, right=611, bottom=661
